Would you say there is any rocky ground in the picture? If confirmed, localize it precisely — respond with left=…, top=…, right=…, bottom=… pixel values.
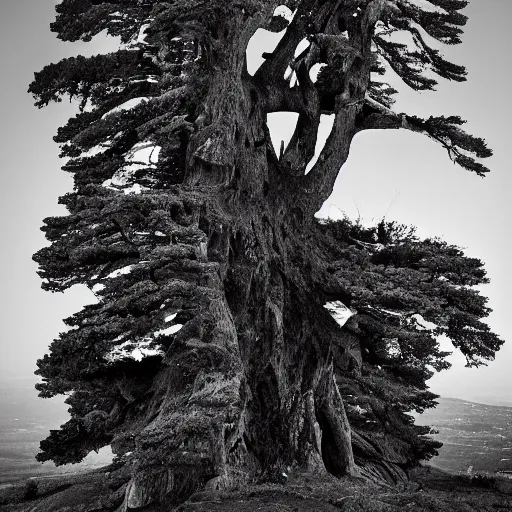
left=2, top=465, right=512, bottom=512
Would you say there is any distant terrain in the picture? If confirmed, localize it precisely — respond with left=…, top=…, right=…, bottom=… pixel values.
left=0, top=379, right=112, bottom=485
left=416, top=397, right=512, bottom=474
left=1, top=379, right=511, bottom=484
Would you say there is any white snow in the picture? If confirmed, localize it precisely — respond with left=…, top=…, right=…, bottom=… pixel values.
left=266, top=112, right=299, bottom=158
left=106, top=338, right=164, bottom=363
left=383, top=338, right=402, bottom=358
left=102, top=179, right=148, bottom=195
left=102, top=172, right=131, bottom=187
left=155, top=231, right=166, bottom=237
left=410, top=314, right=437, bottom=331
left=305, top=114, right=335, bottom=174
left=125, top=142, right=161, bottom=166
left=379, top=307, right=403, bottom=317
left=92, top=283, right=106, bottom=293
left=154, top=324, right=184, bottom=337
left=165, top=313, right=178, bottom=323
left=102, top=174, right=123, bottom=188
left=137, top=23, right=151, bottom=44
left=79, top=142, right=111, bottom=158
left=106, top=265, right=134, bottom=278
left=101, top=142, right=160, bottom=194
left=101, top=97, right=150, bottom=119
left=124, top=184, right=147, bottom=194
left=324, top=301, right=355, bottom=328
left=129, top=75, right=159, bottom=84
left=405, top=0, right=447, bottom=14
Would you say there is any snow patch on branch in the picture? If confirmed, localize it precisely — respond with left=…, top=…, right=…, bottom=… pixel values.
left=383, top=337, right=402, bottom=358
left=101, top=97, right=150, bottom=119
left=125, top=142, right=161, bottom=167
left=410, top=313, right=437, bottom=331
left=155, top=324, right=184, bottom=337
left=106, top=339, right=164, bottom=363
left=404, top=0, right=448, bottom=14
left=324, top=301, right=355, bottom=328
left=106, top=311, right=184, bottom=363
left=129, top=76, right=159, bottom=84
left=79, top=142, right=111, bottom=158
left=101, top=141, right=160, bottom=194
left=92, top=283, right=106, bottom=293
left=289, top=71, right=298, bottom=88
left=137, top=23, right=151, bottom=45
left=106, top=265, right=135, bottom=278
left=349, top=404, right=368, bottom=415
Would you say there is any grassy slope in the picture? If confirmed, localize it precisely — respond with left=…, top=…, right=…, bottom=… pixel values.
left=2, top=466, right=512, bottom=511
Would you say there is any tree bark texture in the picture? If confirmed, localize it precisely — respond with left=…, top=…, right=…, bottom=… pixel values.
left=110, top=8, right=375, bottom=508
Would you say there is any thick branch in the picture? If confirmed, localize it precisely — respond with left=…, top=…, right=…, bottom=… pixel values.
left=357, top=96, right=491, bottom=176
left=255, top=0, right=345, bottom=86
left=302, top=100, right=360, bottom=213
left=254, top=1, right=315, bottom=84
left=281, top=63, right=322, bottom=174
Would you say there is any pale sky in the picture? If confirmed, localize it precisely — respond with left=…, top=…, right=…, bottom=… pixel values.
left=0, top=1, right=510, bottom=406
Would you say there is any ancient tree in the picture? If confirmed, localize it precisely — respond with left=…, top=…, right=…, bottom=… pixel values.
left=30, top=0, right=502, bottom=508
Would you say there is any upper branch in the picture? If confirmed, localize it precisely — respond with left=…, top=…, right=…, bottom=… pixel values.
left=254, top=0, right=316, bottom=84
left=358, top=96, right=492, bottom=176
left=254, top=0, right=347, bottom=87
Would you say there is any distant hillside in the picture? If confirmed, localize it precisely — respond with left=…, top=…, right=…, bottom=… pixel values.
left=0, top=378, right=112, bottom=484
left=416, top=397, right=512, bottom=474
left=2, top=382, right=511, bottom=484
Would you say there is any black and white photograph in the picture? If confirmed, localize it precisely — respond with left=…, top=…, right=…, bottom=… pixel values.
left=0, top=1, right=511, bottom=510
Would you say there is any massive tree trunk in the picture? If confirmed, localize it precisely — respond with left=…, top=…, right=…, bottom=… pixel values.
left=115, top=6, right=367, bottom=509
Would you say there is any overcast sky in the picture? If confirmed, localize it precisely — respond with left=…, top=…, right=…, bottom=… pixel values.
left=0, top=1, right=510, bottom=406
